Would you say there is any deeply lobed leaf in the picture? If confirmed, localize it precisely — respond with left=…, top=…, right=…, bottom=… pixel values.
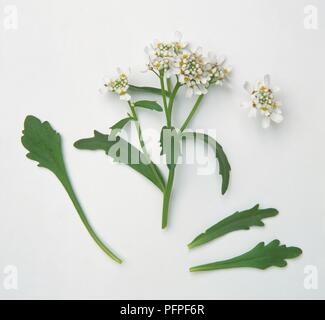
left=190, top=240, right=302, bottom=272
left=188, top=204, right=278, bottom=248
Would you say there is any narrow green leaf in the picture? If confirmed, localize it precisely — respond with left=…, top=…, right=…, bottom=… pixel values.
left=74, top=131, right=165, bottom=192
left=183, top=132, right=231, bottom=195
left=134, top=100, right=163, bottom=112
left=188, top=204, right=278, bottom=249
left=190, top=240, right=302, bottom=272
left=110, top=117, right=133, bottom=131
left=129, top=84, right=171, bottom=97
left=22, top=115, right=122, bottom=263
left=160, top=126, right=182, bottom=170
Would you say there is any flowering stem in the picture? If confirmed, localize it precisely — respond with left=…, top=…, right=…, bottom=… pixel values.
left=167, top=82, right=181, bottom=125
left=161, top=81, right=181, bottom=229
left=159, top=72, right=170, bottom=127
left=161, top=167, right=175, bottom=228
left=180, top=94, right=205, bottom=132
left=128, top=102, right=166, bottom=192
left=167, top=78, right=172, bottom=95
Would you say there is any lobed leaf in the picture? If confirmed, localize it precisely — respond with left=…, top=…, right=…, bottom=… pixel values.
left=22, top=115, right=122, bottom=263
left=190, top=240, right=302, bottom=272
left=188, top=204, right=278, bottom=248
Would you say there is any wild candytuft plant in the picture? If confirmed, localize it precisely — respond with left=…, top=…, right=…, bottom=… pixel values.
left=75, top=32, right=232, bottom=229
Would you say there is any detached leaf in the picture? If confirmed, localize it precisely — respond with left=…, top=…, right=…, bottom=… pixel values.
left=22, top=115, right=122, bottom=263
left=74, top=131, right=165, bottom=192
left=190, top=240, right=302, bottom=272
left=188, top=204, right=278, bottom=249
left=110, top=117, right=133, bottom=131
left=129, top=84, right=171, bottom=97
left=183, top=132, right=231, bottom=195
left=160, top=126, right=182, bottom=170
left=134, top=100, right=163, bottom=112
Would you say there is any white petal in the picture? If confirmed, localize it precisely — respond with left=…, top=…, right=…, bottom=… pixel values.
left=217, top=55, right=226, bottom=65
left=262, top=117, right=270, bottom=128
left=198, top=85, right=208, bottom=95
left=185, top=87, right=194, bottom=98
left=270, top=113, right=283, bottom=123
left=264, top=74, right=271, bottom=87
left=244, top=81, right=252, bottom=93
left=120, top=93, right=131, bottom=101
left=248, top=107, right=257, bottom=118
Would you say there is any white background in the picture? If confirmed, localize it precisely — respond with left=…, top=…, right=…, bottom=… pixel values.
left=0, top=0, right=324, bottom=299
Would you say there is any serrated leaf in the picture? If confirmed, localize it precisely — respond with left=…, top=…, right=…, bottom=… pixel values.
left=188, top=204, right=278, bottom=249
left=21, top=115, right=122, bottom=263
left=128, top=84, right=171, bottom=97
left=110, top=117, right=133, bottom=131
left=160, top=126, right=182, bottom=170
left=183, top=132, right=231, bottom=195
left=74, top=131, right=165, bottom=192
left=190, top=240, right=302, bottom=272
left=134, top=100, right=163, bottom=112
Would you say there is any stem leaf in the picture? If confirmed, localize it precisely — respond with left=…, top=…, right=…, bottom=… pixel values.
left=188, top=204, right=278, bottom=248
left=134, top=100, right=163, bottom=112
left=183, top=132, right=231, bottom=195
left=129, top=84, right=171, bottom=97
left=190, top=240, right=302, bottom=272
left=74, top=130, right=165, bottom=192
left=110, top=116, right=133, bottom=131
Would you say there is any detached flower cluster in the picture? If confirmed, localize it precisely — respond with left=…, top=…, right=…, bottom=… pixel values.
left=242, top=75, right=283, bottom=128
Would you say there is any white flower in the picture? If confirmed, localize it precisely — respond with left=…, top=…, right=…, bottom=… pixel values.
left=205, top=52, right=231, bottom=86
left=174, top=48, right=210, bottom=97
left=145, top=31, right=188, bottom=77
left=242, top=74, right=283, bottom=128
left=100, top=68, right=131, bottom=101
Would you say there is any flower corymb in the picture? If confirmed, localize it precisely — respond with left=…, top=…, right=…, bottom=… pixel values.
left=242, top=74, right=283, bottom=128
left=175, top=49, right=209, bottom=97
left=101, top=68, right=131, bottom=101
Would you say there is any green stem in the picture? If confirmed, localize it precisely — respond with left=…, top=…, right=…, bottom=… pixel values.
left=160, top=79, right=182, bottom=228
left=167, top=78, right=172, bottom=95
left=180, top=95, right=205, bottom=132
left=167, top=82, right=181, bottom=126
left=128, top=102, right=166, bottom=192
left=159, top=72, right=170, bottom=127
left=161, top=167, right=175, bottom=229
left=61, top=175, right=122, bottom=264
